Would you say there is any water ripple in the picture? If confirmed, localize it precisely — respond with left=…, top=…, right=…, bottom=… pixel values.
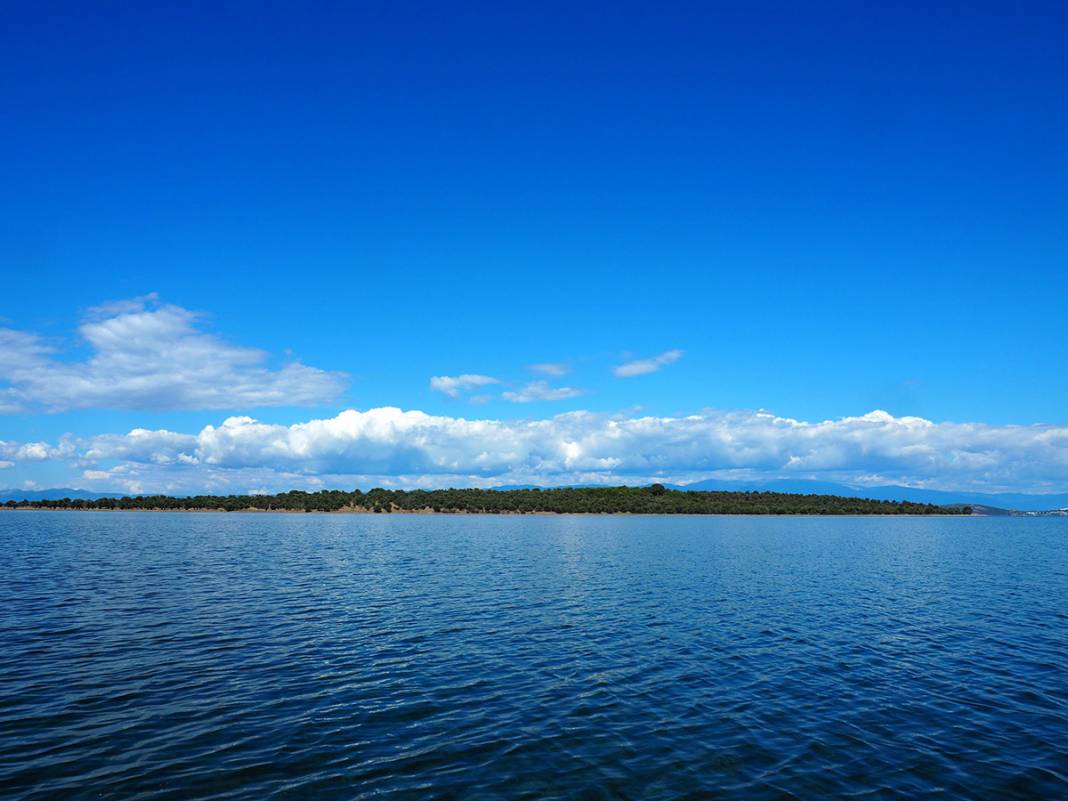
left=1, top=512, right=1066, bottom=800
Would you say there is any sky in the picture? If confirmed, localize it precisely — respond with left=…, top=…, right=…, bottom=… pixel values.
left=1, top=2, right=1067, bottom=495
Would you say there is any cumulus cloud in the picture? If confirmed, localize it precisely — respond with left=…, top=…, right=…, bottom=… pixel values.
left=429, top=374, right=499, bottom=398
left=6, top=406, right=1068, bottom=494
left=0, top=297, right=346, bottom=412
left=502, top=381, right=584, bottom=403
left=0, top=437, right=76, bottom=462
left=529, top=362, right=570, bottom=377
left=614, top=349, right=684, bottom=377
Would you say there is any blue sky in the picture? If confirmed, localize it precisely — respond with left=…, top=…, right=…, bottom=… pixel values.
left=2, top=3, right=1066, bottom=494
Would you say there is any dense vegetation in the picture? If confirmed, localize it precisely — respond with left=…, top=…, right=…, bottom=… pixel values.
left=3, top=485, right=967, bottom=515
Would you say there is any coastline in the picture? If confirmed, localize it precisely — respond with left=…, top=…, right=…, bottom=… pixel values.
left=1, top=487, right=970, bottom=516
left=0, top=506, right=977, bottom=517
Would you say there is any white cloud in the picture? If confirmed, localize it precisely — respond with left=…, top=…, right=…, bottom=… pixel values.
left=7, top=406, right=1068, bottom=494
left=502, top=381, right=584, bottom=403
left=429, top=374, right=499, bottom=398
left=614, top=349, right=684, bottom=377
left=84, top=293, right=161, bottom=320
left=0, top=298, right=346, bottom=412
left=530, top=362, right=570, bottom=377
left=0, top=438, right=76, bottom=462
left=17, top=443, right=53, bottom=460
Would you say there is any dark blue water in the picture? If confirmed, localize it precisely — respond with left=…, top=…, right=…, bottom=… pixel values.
left=1, top=513, right=1066, bottom=800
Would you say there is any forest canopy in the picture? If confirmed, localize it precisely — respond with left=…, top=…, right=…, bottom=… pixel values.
left=3, top=486, right=968, bottom=515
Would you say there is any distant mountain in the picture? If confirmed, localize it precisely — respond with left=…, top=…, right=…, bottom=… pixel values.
left=0, top=488, right=114, bottom=503
left=672, top=479, right=1068, bottom=513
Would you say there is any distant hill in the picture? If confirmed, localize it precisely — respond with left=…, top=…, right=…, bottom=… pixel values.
left=4, top=486, right=964, bottom=515
left=501, top=480, right=1068, bottom=512
left=0, top=488, right=114, bottom=503
left=672, top=479, right=1068, bottom=512
left=6, top=481, right=1066, bottom=513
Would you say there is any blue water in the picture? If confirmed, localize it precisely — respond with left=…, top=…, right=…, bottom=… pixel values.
left=1, top=513, right=1066, bottom=800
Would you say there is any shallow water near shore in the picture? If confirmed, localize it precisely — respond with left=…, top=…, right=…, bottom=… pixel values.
left=2, top=512, right=1066, bottom=800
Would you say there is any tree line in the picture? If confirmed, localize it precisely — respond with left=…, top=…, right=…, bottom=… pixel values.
left=3, top=485, right=968, bottom=515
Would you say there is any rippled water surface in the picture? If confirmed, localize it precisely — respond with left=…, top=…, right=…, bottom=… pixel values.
left=2, top=513, right=1067, bottom=800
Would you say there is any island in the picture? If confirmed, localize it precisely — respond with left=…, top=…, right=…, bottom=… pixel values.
left=4, top=485, right=968, bottom=515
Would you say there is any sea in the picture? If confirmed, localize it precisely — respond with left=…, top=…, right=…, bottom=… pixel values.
left=2, top=512, right=1066, bottom=799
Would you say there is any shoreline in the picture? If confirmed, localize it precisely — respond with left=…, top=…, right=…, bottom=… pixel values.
left=1, top=487, right=972, bottom=516
left=0, top=507, right=979, bottom=517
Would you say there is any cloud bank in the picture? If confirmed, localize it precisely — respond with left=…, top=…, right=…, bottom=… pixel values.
left=5, top=406, right=1067, bottom=495
left=0, top=298, right=346, bottom=412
